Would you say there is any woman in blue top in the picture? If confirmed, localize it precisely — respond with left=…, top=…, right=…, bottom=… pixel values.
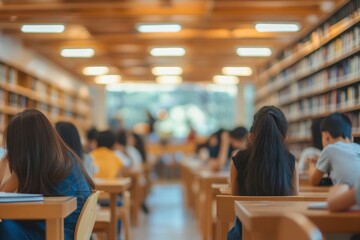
left=0, top=109, right=94, bottom=240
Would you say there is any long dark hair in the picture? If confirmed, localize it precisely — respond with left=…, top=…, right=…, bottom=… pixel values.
left=245, top=106, right=293, bottom=196
left=311, top=117, right=324, bottom=150
left=5, top=109, right=94, bottom=195
left=55, top=121, right=84, bottom=160
left=131, top=131, right=147, bottom=163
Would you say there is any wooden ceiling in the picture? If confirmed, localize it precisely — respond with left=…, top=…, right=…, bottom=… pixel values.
left=0, top=0, right=346, bottom=84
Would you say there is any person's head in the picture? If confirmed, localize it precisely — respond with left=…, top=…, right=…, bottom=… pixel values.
left=208, top=129, right=224, bottom=147
left=5, top=109, right=94, bottom=195
left=116, top=130, right=127, bottom=147
left=55, top=121, right=84, bottom=160
left=97, top=130, right=116, bottom=149
left=321, top=113, right=352, bottom=147
left=86, top=127, right=98, bottom=151
left=229, top=126, right=248, bottom=150
left=311, top=117, right=325, bottom=150
left=244, top=106, right=293, bottom=195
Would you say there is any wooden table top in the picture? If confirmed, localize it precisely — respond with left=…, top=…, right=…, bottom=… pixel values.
left=235, top=200, right=360, bottom=233
left=94, top=178, right=132, bottom=193
left=0, top=196, right=77, bottom=219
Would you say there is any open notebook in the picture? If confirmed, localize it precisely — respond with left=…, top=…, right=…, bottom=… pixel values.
left=0, top=192, right=43, bottom=203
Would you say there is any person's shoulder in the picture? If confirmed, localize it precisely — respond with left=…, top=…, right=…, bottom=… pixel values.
left=232, top=149, right=250, bottom=168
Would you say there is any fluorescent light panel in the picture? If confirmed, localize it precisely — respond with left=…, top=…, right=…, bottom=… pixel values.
left=137, top=24, right=181, bottom=33
left=152, top=67, right=183, bottom=76
left=60, top=48, right=94, bottom=58
left=21, top=24, right=65, bottom=33
left=236, top=47, right=272, bottom=57
left=156, top=76, right=182, bottom=84
left=255, top=23, right=300, bottom=32
left=150, top=47, right=186, bottom=56
left=95, top=75, right=121, bottom=84
left=83, top=66, right=109, bottom=76
left=213, top=75, right=239, bottom=85
left=222, top=67, right=252, bottom=76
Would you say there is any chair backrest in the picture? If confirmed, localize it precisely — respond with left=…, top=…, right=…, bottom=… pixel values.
left=75, top=191, right=100, bottom=240
left=278, top=213, right=322, bottom=240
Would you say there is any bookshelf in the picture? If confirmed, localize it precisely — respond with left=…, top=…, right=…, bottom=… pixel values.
left=255, top=0, right=360, bottom=158
left=0, top=60, right=91, bottom=143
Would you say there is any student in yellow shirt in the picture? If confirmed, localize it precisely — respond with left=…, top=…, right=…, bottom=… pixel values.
left=91, top=130, right=124, bottom=178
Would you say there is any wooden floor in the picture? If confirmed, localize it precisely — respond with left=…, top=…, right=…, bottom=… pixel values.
left=131, top=183, right=201, bottom=240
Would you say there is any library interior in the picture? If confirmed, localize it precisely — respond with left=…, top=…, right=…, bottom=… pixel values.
left=0, top=0, right=360, bottom=240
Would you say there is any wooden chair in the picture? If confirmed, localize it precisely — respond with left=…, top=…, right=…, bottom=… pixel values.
left=279, top=213, right=323, bottom=240
left=74, top=191, right=100, bottom=240
left=93, top=191, right=131, bottom=240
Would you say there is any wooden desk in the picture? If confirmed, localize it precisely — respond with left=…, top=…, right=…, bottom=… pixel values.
left=216, top=194, right=328, bottom=240
left=198, top=170, right=229, bottom=240
left=300, top=186, right=330, bottom=192
left=0, top=196, right=76, bottom=240
left=180, top=159, right=202, bottom=210
left=235, top=200, right=360, bottom=240
left=122, top=170, right=142, bottom=226
left=95, top=178, right=132, bottom=240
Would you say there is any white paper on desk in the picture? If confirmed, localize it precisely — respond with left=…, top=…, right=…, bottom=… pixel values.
left=308, top=202, right=328, bottom=210
left=0, top=192, right=43, bottom=203
left=308, top=202, right=360, bottom=211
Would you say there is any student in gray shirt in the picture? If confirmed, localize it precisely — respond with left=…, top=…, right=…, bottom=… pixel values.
left=310, top=113, right=360, bottom=186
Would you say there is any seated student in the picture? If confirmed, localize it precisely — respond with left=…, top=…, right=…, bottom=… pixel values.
left=91, top=130, right=124, bottom=178
left=85, top=127, right=98, bottom=153
left=228, top=106, right=299, bottom=240
left=55, top=121, right=97, bottom=177
left=310, top=113, right=360, bottom=186
left=207, top=129, right=231, bottom=171
left=0, top=109, right=93, bottom=240
left=114, top=130, right=132, bottom=168
left=228, top=126, right=248, bottom=153
left=298, top=117, right=324, bottom=172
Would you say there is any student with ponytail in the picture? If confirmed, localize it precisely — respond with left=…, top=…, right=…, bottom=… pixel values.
left=227, top=106, right=299, bottom=240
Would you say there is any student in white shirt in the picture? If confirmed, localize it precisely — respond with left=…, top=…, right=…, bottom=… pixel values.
left=311, top=113, right=360, bottom=186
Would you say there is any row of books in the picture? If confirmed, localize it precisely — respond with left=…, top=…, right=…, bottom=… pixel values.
left=288, top=119, right=312, bottom=140
left=257, top=26, right=360, bottom=100
left=276, top=0, right=360, bottom=63
left=31, top=79, right=48, bottom=96
left=283, top=86, right=360, bottom=121
left=287, top=111, right=360, bottom=143
left=279, top=55, right=360, bottom=104
left=9, top=93, right=28, bottom=108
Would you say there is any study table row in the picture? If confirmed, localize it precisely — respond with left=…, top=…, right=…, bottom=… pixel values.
left=180, top=159, right=353, bottom=240
left=0, top=177, right=132, bottom=240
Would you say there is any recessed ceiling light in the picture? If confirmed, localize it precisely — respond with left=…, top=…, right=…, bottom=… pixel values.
left=213, top=75, right=239, bottom=85
left=60, top=48, right=95, bottom=58
left=151, top=67, right=183, bottom=76
left=236, top=47, right=272, bottom=57
left=150, top=47, right=186, bottom=56
left=136, top=24, right=181, bottom=33
left=156, top=76, right=182, bottom=84
left=255, top=23, right=300, bottom=32
left=95, top=75, right=121, bottom=84
left=21, top=24, right=65, bottom=33
left=82, top=66, right=109, bottom=76
left=222, top=67, right=252, bottom=76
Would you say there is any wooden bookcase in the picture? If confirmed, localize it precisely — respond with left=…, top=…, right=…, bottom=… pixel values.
left=255, top=0, right=360, bottom=158
left=0, top=60, right=91, bottom=143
